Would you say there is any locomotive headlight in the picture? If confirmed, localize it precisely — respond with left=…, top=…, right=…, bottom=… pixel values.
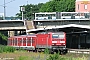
left=52, top=44, right=54, bottom=45
left=63, top=44, right=65, bottom=45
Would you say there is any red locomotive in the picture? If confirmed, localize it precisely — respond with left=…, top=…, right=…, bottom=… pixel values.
left=8, top=32, right=67, bottom=54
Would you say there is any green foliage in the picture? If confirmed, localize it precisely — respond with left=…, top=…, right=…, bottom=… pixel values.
left=40, top=0, right=75, bottom=12
left=18, top=56, right=30, bottom=60
left=17, top=54, right=87, bottom=60
left=47, top=53, right=87, bottom=60
left=16, top=3, right=44, bottom=20
left=0, top=45, right=16, bottom=53
left=44, top=48, right=50, bottom=54
left=47, top=53, right=59, bottom=60
left=0, top=33, right=8, bottom=41
left=16, top=0, right=75, bottom=20
left=18, top=47, right=26, bottom=52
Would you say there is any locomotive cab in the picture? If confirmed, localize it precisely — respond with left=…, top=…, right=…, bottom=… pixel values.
left=51, top=32, right=67, bottom=54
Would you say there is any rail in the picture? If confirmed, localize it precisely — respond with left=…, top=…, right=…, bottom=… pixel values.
left=68, top=49, right=90, bottom=54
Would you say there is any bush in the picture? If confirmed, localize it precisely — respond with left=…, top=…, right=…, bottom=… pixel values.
left=47, top=53, right=59, bottom=60
left=0, top=33, right=8, bottom=41
left=7, top=46, right=16, bottom=52
left=0, top=45, right=16, bottom=53
left=44, top=48, right=50, bottom=54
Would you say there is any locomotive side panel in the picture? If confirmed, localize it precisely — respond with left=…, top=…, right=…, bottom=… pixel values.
left=36, top=34, right=52, bottom=49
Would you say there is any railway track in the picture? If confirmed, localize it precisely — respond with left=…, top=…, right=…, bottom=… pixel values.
left=68, top=49, right=90, bottom=54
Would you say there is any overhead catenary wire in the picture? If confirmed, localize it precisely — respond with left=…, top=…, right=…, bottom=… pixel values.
left=0, top=0, right=16, bottom=20
left=0, top=0, right=16, bottom=7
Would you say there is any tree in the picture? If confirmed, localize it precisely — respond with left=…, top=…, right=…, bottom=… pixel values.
left=39, top=0, right=75, bottom=12
left=16, top=3, right=44, bottom=20
left=16, top=0, right=75, bottom=20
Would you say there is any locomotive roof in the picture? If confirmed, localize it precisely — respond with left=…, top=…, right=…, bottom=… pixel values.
left=9, top=34, right=36, bottom=38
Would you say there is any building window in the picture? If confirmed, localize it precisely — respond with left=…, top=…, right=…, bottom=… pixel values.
left=84, top=5, right=87, bottom=10
left=78, top=4, right=79, bottom=10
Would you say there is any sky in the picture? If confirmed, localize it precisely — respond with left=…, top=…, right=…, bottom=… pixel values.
left=0, top=0, right=49, bottom=17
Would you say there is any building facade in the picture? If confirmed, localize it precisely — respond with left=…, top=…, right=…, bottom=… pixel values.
left=76, top=0, right=90, bottom=12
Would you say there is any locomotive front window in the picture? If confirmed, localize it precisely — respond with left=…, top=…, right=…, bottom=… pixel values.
left=52, top=34, right=64, bottom=38
left=59, top=35, right=64, bottom=39
left=52, top=35, right=59, bottom=38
